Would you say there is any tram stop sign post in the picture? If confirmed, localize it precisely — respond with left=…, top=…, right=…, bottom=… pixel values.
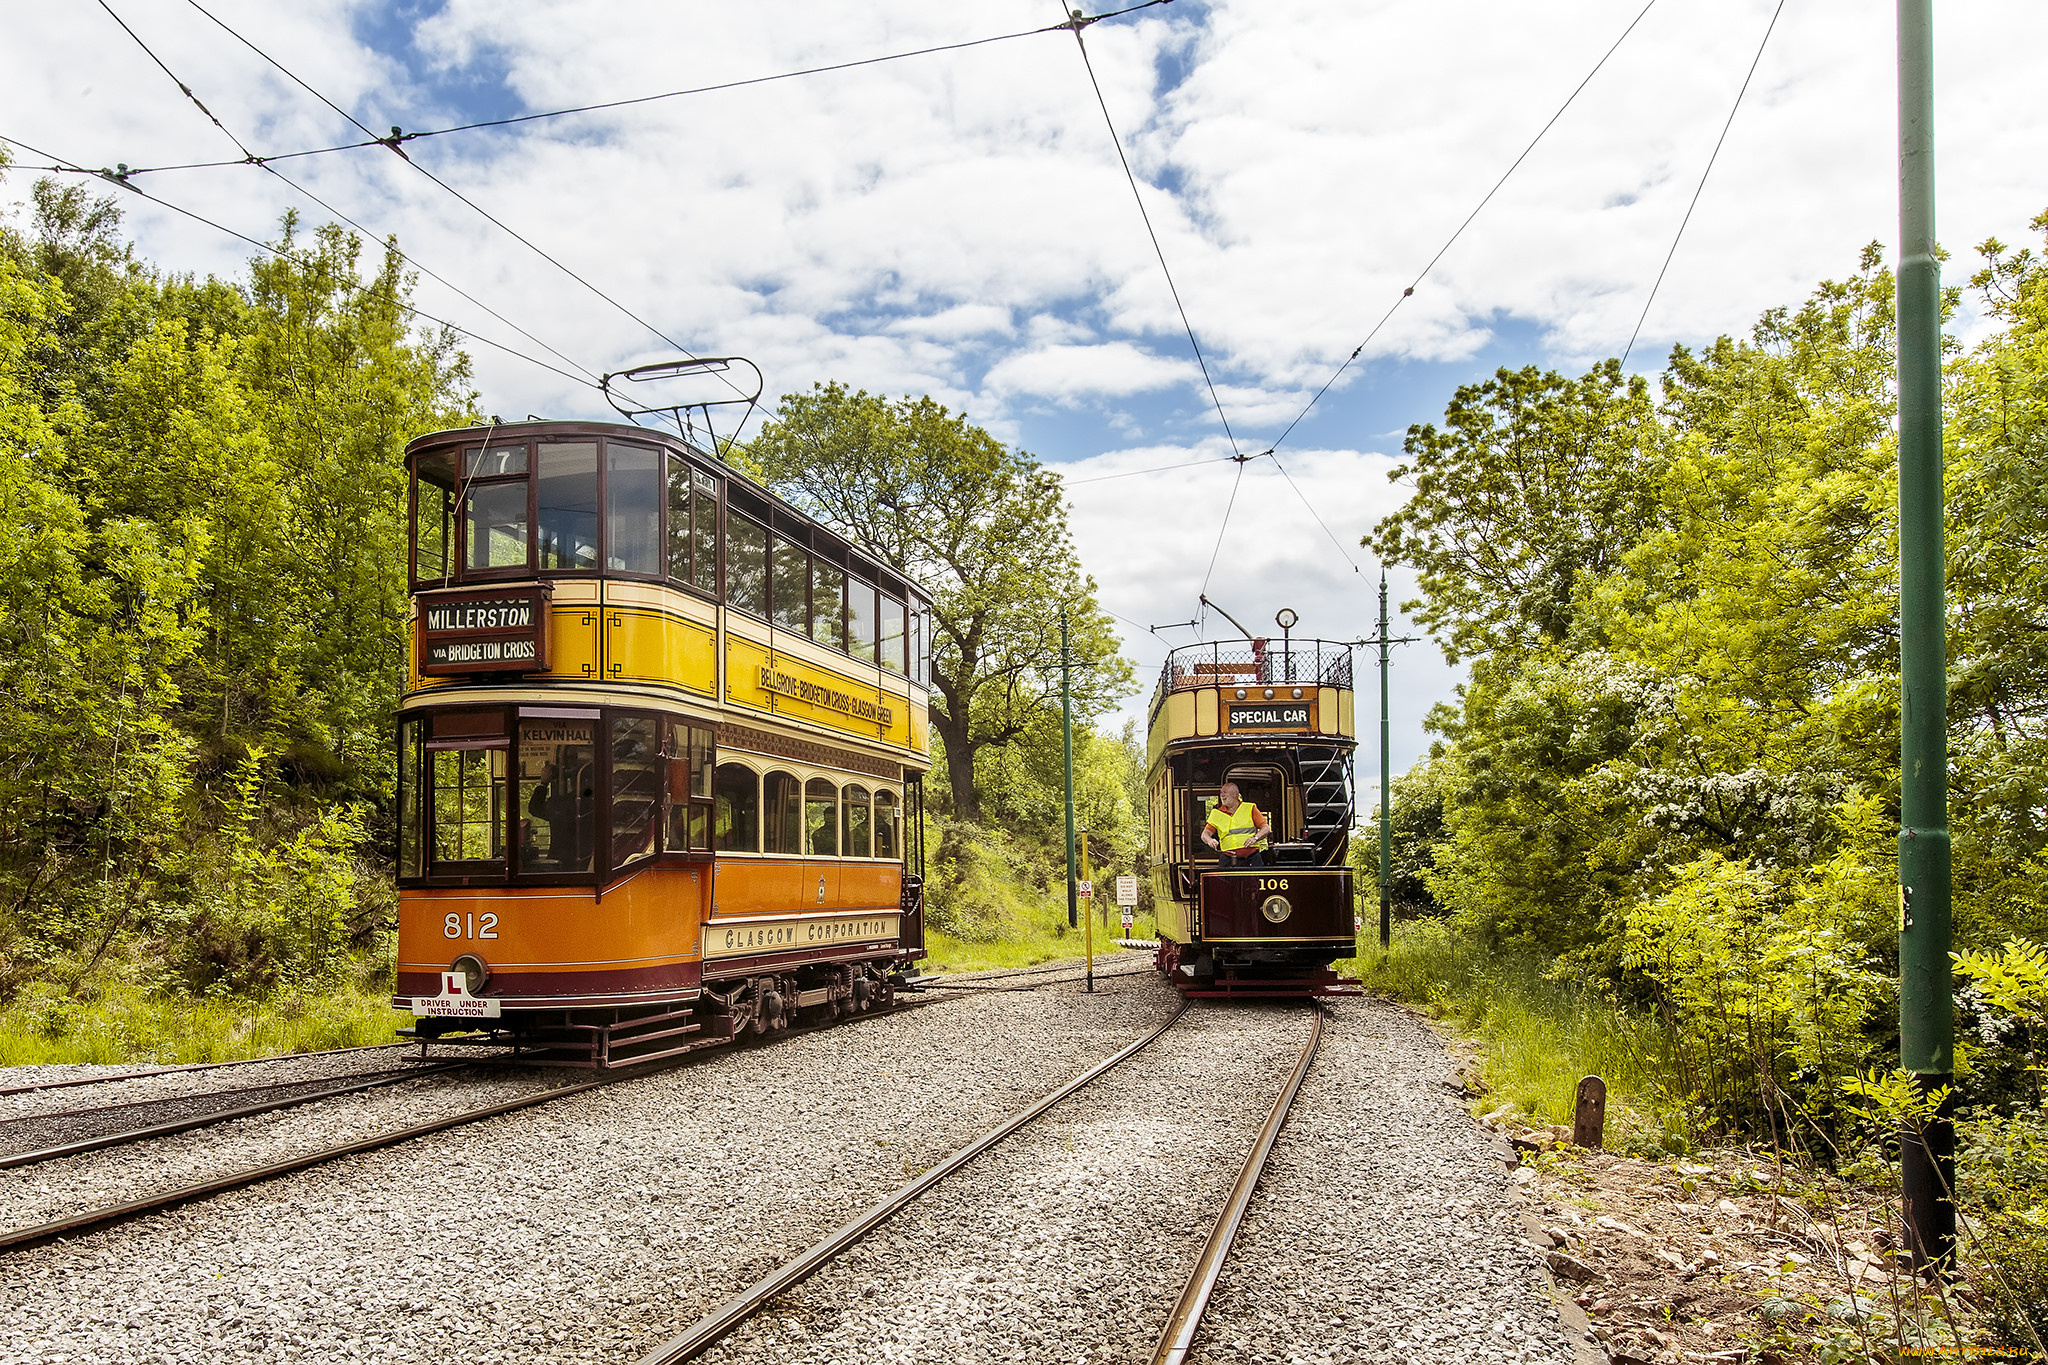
left=1115, top=875, right=1138, bottom=937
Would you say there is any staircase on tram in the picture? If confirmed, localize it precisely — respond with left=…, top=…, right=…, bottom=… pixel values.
left=1296, top=744, right=1354, bottom=864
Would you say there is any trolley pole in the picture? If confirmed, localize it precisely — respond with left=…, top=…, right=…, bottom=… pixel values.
left=1895, top=0, right=1954, bottom=1269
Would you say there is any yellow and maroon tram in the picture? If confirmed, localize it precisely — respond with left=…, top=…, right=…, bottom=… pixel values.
left=1146, top=635, right=1361, bottom=997
left=393, top=414, right=932, bottom=1065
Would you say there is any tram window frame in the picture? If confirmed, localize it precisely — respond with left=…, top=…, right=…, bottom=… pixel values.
left=427, top=742, right=508, bottom=869
left=873, top=788, right=899, bottom=861
left=456, top=441, right=533, bottom=580
left=714, top=762, right=761, bottom=852
left=513, top=714, right=599, bottom=879
left=847, top=575, right=878, bottom=662
left=666, top=457, right=725, bottom=600
left=536, top=440, right=600, bottom=574
left=606, top=441, right=662, bottom=576
left=842, top=783, right=872, bottom=858
left=608, top=714, right=662, bottom=870
left=726, top=514, right=769, bottom=618
left=811, top=559, right=846, bottom=650
left=662, top=721, right=715, bottom=853
left=879, top=593, right=906, bottom=674
left=763, top=770, right=803, bottom=855
left=804, top=777, right=839, bottom=856
left=397, top=718, right=423, bottom=878
left=412, top=461, right=454, bottom=585
left=770, top=538, right=809, bottom=633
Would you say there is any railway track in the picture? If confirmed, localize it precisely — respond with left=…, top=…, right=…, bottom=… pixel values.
left=0, top=1041, right=415, bottom=1098
left=632, top=999, right=1324, bottom=1365
left=0, top=1060, right=466, bottom=1170
left=0, top=956, right=1117, bottom=1257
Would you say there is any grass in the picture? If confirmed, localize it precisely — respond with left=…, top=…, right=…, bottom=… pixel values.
left=0, top=978, right=405, bottom=1067
left=920, top=908, right=1153, bottom=975
left=1345, top=917, right=1690, bottom=1145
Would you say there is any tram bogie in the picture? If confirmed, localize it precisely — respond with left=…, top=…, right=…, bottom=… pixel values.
left=1146, top=637, right=1363, bottom=999
left=393, top=413, right=935, bottom=1066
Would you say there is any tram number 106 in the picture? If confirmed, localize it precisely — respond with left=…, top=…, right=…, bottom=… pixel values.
left=444, top=912, right=500, bottom=940
left=1256, top=878, right=1290, bottom=892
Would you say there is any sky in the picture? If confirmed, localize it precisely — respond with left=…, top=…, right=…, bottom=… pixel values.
left=5, top=0, right=2048, bottom=801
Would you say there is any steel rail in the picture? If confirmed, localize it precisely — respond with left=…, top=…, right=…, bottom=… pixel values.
left=1148, top=1003, right=1326, bottom=1364
left=0, top=989, right=959, bottom=1255
left=0, top=1041, right=415, bottom=1098
left=0, top=1062, right=466, bottom=1170
left=634, top=999, right=1193, bottom=1365
left=919, top=964, right=1156, bottom=993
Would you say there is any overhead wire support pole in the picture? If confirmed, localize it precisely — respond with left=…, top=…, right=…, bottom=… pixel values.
left=1894, top=0, right=1954, bottom=1271
left=1353, top=575, right=1419, bottom=954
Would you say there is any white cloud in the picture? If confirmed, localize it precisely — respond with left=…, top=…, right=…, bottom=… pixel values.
left=984, top=341, right=1197, bottom=400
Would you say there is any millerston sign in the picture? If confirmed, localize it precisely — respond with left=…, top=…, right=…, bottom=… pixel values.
left=1227, top=701, right=1312, bottom=731
left=418, top=586, right=551, bottom=676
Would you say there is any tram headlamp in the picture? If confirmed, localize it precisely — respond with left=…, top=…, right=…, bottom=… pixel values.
left=451, top=954, right=489, bottom=995
left=1260, top=895, right=1292, bottom=924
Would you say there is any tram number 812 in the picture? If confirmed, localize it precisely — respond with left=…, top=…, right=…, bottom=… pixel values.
left=444, top=912, right=501, bottom=940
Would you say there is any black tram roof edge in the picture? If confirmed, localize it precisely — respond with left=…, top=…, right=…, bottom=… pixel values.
left=405, top=417, right=933, bottom=610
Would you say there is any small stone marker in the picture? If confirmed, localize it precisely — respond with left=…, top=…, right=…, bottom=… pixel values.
left=1573, top=1075, right=1607, bottom=1149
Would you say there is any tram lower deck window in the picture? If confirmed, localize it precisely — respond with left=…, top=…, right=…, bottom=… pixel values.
left=432, top=747, right=506, bottom=864
left=516, top=718, right=595, bottom=873
left=715, top=763, right=759, bottom=852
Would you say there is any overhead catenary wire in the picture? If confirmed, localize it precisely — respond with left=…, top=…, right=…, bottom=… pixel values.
left=0, top=131, right=599, bottom=391
left=172, top=0, right=697, bottom=400
left=1258, top=0, right=1663, bottom=459
left=82, top=0, right=602, bottom=388
left=1056, top=3, right=1241, bottom=460
left=1619, top=0, right=1785, bottom=369
left=89, top=1, right=1177, bottom=178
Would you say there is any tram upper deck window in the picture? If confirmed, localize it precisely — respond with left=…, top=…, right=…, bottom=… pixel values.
left=811, top=560, right=845, bottom=649
left=771, top=540, right=808, bottom=632
left=714, top=762, right=759, bottom=852
left=537, top=442, right=598, bottom=571
left=909, top=606, right=926, bottom=685
left=880, top=594, right=906, bottom=674
left=667, top=458, right=720, bottom=595
left=414, top=462, right=453, bottom=583
left=847, top=576, right=878, bottom=662
left=607, top=442, right=661, bottom=575
left=728, top=514, right=768, bottom=617
left=516, top=717, right=595, bottom=874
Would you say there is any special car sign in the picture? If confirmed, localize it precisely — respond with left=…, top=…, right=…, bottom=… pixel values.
left=1227, top=701, right=1312, bottom=731
left=418, top=586, right=551, bottom=676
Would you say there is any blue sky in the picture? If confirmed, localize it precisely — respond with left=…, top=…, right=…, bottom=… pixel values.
left=7, top=0, right=2048, bottom=796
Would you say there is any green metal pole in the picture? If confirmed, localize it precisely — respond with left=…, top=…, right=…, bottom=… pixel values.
left=1378, top=573, right=1392, bottom=952
left=1063, top=609, right=1079, bottom=934
left=1895, top=0, right=1954, bottom=1270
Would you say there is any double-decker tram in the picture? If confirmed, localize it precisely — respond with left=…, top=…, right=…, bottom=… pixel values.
left=394, top=393, right=933, bottom=1065
left=1146, top=633, right=1362, bottom=998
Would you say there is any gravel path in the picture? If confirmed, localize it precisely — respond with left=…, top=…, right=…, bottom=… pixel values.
left=693, top=995, right=1312, bottom=1365
left=0, top=975, right=1585, bottom=1365
left=1187, top=996, right=1583, bottom=1365
left=0, top=971, right=1177, bottom=1364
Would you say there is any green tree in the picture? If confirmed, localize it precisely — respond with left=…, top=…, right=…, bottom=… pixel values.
left=747, top=383, right=1131, bottom=821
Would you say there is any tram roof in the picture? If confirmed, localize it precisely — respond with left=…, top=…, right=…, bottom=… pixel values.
left=404, top=417, right=931, bottom=608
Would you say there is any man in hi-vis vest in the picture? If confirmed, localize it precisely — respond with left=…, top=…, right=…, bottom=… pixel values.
left=1200, top=781, right=1272, bottom=868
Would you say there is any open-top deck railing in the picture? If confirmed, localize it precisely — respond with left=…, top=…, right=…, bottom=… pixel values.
left=1149, top=639, right=1354, bottom=718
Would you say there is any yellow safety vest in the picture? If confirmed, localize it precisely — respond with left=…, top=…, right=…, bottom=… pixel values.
left=1206, top=802, right=1263, bottom=853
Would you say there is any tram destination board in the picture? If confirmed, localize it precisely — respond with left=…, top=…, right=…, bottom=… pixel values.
left=417, top=585, right=552, bottom=676
left=1226, top=701, right=1313, bottom=731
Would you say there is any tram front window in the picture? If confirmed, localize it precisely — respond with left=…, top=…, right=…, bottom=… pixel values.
left=516, top=719, right=595, bottom=873
left=432, top=747, right=506, bottom=863
left=610, top=716, right=660, bottom=866
left=464, top=481, right=527, bottom=571
left=537, top=441, right=598, bottom=571
left=607, top=442, right=660, bottom=574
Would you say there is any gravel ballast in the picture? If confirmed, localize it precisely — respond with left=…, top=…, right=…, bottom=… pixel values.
left=0, top=973, right=1582, bottom=1364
